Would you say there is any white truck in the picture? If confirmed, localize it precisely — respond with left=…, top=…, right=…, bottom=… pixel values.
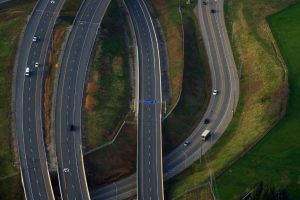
left=201, top=129, right=211, bottom=141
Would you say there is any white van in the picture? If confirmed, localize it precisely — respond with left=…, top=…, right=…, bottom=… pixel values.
left=25, top=67, right=30, bottom=76
left=201, top=130, right=211, bottom=141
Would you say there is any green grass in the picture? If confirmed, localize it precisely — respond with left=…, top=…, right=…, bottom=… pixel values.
left=0, top=1, right=36, bottom=199
left=216, top=3, right=300, bottom=199
left=59, top=0, right=83, bottom=24
left=165, top=0, right=296, bottom=198
left=84, top=0, right=131, bottom=150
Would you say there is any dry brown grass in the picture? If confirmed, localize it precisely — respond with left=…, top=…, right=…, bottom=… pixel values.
left=150, top=0, right=184, bottom=106
left=86, top=81, right=98, bottom=93
left=44, top=26, right=67, bottom=145
left=85, top=95, right=98, bottom=111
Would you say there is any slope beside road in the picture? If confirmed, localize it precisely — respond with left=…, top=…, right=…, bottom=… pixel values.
left=125, top=0, right=164, bottom=199
left=14, top=0, right=65, bottom=199
left=54, top=0, right=111, bottom=199
left=91, top=0, right=239, bottom=198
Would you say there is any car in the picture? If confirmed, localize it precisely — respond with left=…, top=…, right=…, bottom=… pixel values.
left=212, top=89, right=218, bottom=96
left=202, top=1, right=207, bottom=5
left=25, top=67, right=30, bottom=76
left=69, top=125, right=75, bottom=131
left=143, top=99, right=158, bottom=104
left=34, top=62, right=39, bottom=68
left=32, top=35, right=38, bottom=42
left=204, top=118, right=210, bottom=124
left=183, top=141, right=191, bottom=147
left=63, top=168, right=70, bottom=173
left=211, top=9, right=217, bottom=13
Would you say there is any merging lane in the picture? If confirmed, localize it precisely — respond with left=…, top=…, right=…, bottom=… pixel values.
left=124, top=0, right=164, bottom=199
left=15, top=0, right=65, bottom=199
left=91, top=0, right=239, bottom=199
left=54, top=0, right=111, bottom=199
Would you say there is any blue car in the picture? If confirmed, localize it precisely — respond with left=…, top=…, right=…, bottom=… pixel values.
left=143, top=99, right=157, bottom=104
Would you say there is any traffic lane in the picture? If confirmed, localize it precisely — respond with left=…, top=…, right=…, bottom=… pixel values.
left=126, top=0, right=163, bottom=199
left=57, top=1, right=110, bottom=199
left=58, top=24, right=90, bottom=200
left=60, top=24, right=95, bottom=200
left=163, top=1, right=231, bottom=170
left=73, top=23, right=102, bottom=198
left=15, top=12, right=41, bottom=199
left=20, top=1, right=65, bottom=199
left=91, top=175, right=136, bottom=198
left=23, top=77, right=48, bottom=199
left=164, top=0, right=234, bottom=172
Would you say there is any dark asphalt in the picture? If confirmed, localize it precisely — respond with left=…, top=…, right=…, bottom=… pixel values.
left=54, top=0, right=111, bottom=199
left=15, top=0, right=65, bottom=199
left=125, top=0, right=164, bottom=199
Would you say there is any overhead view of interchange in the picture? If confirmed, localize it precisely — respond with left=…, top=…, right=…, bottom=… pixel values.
left=16, top=0, right=237, bottom=199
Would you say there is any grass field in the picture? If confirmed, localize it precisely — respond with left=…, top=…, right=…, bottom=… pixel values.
left=216, top=3, right=300, bottom=199
left=84, top=0, right=131, bottom=150
left=149, top=0, right=184, bottom=108
left=0, top=0, right=36, bottom=199
left=165, top=0, right=295, bottom=198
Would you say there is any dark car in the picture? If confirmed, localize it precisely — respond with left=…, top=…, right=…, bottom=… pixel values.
left=202, top=1, right=207, bottom=5
left=204, top=118, right=210, bottom=124
left=211, top=9, right=217, bottom=13
left=69, top=125, right=76, bottom=131
left=184, top=141, right=191, bottom=147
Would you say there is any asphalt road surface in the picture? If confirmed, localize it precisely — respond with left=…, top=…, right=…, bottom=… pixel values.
left=14, top=0, right=65, bottom=199
left=91, top=0, right=239, bottom=199
left=54, top=0, right=111, bottom=199
left=124, top=0, right=164, bottom=199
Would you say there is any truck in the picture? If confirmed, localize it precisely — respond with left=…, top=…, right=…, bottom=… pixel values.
left=201, top=129, right=211, bottom=141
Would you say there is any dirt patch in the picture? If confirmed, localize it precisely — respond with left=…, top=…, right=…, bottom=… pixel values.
left=85, top=123, right=137, bottom=188
left=44, top=26, right=67, bottom=146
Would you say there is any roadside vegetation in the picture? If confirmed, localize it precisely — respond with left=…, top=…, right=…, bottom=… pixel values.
left=83, top=1, right=134, bottom=187
left=84, top=0, right=131, bottom=150
left=162, top=1, right=211, bottom=153
left=43, top=0, right=83, bottom=173
left=166, top=0, right=295, bottom=198
left=217, top=3, right=300, bottom=199
left=0, top=0, right=36, bottom=199
left=149, top=0, right=184, bottom=108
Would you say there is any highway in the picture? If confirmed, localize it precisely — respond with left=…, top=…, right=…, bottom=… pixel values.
left=54, top=0, right=111, bottom=199
left=124, top=0, right=164, bottom=199
left=91, top=0, right=239, bottom=199
left=14, top=0, right=65, bottom=199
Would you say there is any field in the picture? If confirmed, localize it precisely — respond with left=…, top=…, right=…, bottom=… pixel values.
left=216, top=2, right=300, bottom=199
left=83, top=0, right=135, bottom=187
left=84, top=0, right=131, bottom=151
left=166, top=0, right=295, bottom=198
left=149, top=0, right=184, bottom=108
left=0, top=0, right=36, bottom=199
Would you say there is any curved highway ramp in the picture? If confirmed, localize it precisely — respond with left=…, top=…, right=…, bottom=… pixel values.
left=54, top=0, right=111, bottom=199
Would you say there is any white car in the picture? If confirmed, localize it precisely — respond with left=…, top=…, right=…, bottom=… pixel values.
left=63, top=168, right=70, bottom=173
left=25, top=67, right=30, bottom=76
left=212, top=89, right=218, bottom=96
left=183, top=141, right=191, bottom=147
left=32, top=35, right=38, bottom=42
left=34, top=62, right=39, bottom=68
